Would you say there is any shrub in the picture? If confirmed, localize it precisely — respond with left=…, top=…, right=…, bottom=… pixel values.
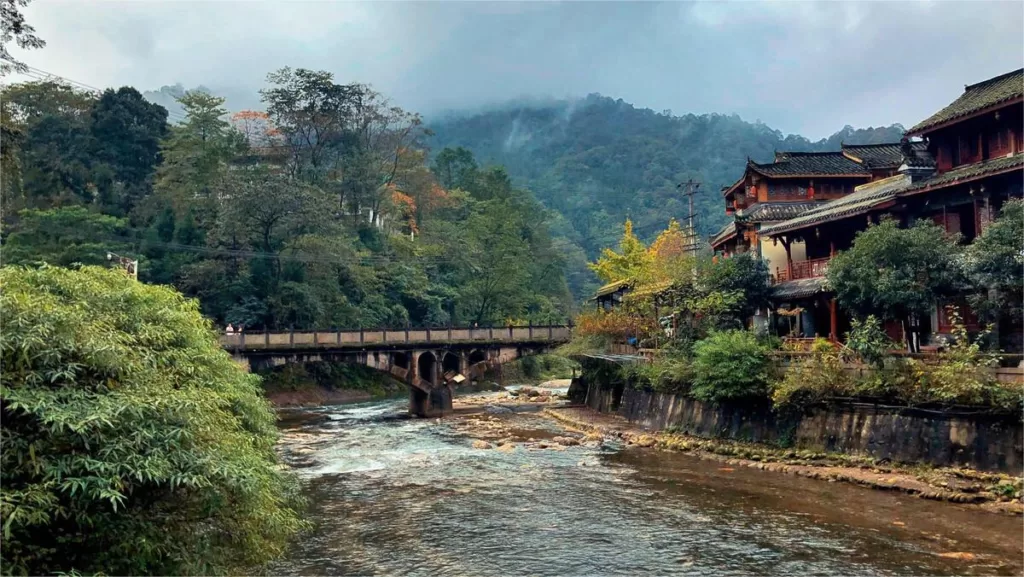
left=772, top=338, right=852, bottom=407
left=627, top=353, right=693, bottom=394
left=918, top=307, right=1018, bottom=409
left=574, top=308, right=656, bottom=341
left=0, top=266, right=305, bottom=575
left=845, top=315, right=894, bottom=368
left=691, top=330, right=774, bottom=402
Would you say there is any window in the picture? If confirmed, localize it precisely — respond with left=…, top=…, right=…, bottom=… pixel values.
left=959, top=134, right=980, bottom=164
left=989, top=129, right=1010, bottom=157
left=931, top=212, right=961, bottom=235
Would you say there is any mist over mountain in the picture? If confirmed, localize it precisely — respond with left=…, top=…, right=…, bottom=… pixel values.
left=427, top=94, right=904, bottom=297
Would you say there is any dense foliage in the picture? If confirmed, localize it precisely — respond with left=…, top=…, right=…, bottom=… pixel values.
left=827, top=218, right=963, bottom=327
left=1, top=73, right=572, bottom=330
left=691, top=330, right=774, bottom=402
left=0, top=266, right=305, bottom=575
left=429, top=95, right=903, bottom=298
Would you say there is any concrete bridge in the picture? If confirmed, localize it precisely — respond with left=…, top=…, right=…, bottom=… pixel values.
left=221, top=325, right=572, bottom=417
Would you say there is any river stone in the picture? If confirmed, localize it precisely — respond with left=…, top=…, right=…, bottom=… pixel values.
left=472, top=440, right=493, bottom=449
left=552, top=436, right=580, bottom=446
left=485, top=405, right=514, bottom=414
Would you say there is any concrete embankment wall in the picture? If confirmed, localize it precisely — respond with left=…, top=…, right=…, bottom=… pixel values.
left=583, top=382, right=1023, bottom=474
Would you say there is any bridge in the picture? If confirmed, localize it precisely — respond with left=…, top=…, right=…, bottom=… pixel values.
left=221, top=325, right=572, bottom=417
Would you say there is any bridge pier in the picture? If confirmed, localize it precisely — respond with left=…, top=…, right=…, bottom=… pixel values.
left=409, top=384, right=453, bottom=418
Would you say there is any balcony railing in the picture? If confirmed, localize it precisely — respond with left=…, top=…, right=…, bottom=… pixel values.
left=774, top=257, right=831, bottom=283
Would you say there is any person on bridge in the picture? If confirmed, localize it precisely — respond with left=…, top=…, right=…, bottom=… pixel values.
left=225, top=323, right=235, bottom=335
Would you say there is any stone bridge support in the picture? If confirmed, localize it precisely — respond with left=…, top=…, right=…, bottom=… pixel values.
left=230, top=339, right=561, bottom=418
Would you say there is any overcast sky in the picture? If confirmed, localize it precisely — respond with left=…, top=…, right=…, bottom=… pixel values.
left=10, top=1, right=1024, bottom=138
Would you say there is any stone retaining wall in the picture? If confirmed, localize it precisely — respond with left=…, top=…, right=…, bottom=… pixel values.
left=582, top=382, right=1022, bottom=473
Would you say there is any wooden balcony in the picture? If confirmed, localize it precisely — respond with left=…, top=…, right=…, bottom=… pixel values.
left=774, top=257, right=832, bottom=283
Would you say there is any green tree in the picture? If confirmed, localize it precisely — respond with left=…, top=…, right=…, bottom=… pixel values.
left=3, top=206, right=132, bottom=267
left=966, top=199, right=1024, bottom=315
left=150, top=91, right=243, bottom=219
left=432, top=146, right=478, bottom=190
left=89, top=87, right=169, bottom=215
left=0, top=265, right=305, bottom=575
left=827, top=218, right=963, bottom=344
left=691, top=329, right=774, bottom=402
left=1, top=81, right=97, bottom=209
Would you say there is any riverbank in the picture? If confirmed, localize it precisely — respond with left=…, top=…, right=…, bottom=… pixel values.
left=271, top=396, right=1024, bottom=575
left=541, top=406, right=1024, bottom=516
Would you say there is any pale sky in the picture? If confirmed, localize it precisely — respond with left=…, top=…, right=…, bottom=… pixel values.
left=10, top=0, right=1024, bottom=138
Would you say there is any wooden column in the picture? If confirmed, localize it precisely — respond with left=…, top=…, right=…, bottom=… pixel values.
left=782, top=237, right=793, bottom=279
left=829, top=298, right=838, bottom=343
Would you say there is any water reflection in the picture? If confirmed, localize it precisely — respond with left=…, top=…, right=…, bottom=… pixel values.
left=271, top=400, right=1023, bottom=576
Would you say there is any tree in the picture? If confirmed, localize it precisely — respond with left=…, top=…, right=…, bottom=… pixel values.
left=965, top=199, right=1024, bottom=351
left=1, top=81, right=97, bottom=209
left=260, top=67, right=362, bottom=182
left=89, top=87, right=169, bottom=215
left=828, top=218, right=963, bottom=346
left=0, top=0, right=45, bottom=76
left=432, top=146, right=478, bottom=191
left=458, top=198, right=532, bottom=324
left=589, top=219, right=653, bottom=284
left=966, top=199, right=1024, bottom=314
left=699, top=252, right=771, bottom=321
left=3, top=206, right=132, bottom=267
left=0, top=265, right=305, bottom=575
left=151, top=91, right=242, bottom=220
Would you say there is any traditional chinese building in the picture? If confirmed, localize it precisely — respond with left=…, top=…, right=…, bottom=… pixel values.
left=710, top=143, right=917, bottom=274
left=759, top=68, right=1024, bottom=346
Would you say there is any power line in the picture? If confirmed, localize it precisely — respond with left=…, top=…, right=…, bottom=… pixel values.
left=3, top=60, right=190, bottom=124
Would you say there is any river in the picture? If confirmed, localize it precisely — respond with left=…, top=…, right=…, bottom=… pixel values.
left=270, top=396, right=1023, bottom=576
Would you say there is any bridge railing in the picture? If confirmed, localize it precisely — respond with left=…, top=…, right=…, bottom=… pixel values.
left=221, top=325, right=572, bottom=351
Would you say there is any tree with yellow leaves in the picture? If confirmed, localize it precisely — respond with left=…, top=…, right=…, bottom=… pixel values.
left=588, top=219, right=653, bottom=283
left=646, top=218, right=698, bottom=283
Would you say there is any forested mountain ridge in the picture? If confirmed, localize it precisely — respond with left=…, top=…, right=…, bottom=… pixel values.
left=428, top=94, right=904, bottom=298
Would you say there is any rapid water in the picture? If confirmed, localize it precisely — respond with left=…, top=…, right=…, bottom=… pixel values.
left=271, top=398, right=1023, bottom=576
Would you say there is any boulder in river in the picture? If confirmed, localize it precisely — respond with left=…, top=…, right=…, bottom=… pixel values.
left=552, top=436, right=580, bottom=446
left=472, top=440, right=493, bottom=449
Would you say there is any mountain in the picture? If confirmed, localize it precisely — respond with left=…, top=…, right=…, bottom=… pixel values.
left=427, top=93, right=904, bottom=299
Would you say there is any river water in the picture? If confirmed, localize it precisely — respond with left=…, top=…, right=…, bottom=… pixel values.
left=271, top=396, right=1022, bottom=576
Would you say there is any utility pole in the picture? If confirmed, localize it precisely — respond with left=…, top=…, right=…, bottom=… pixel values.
left=107, top=251, right=138, bottom=280
left=676, top=179, right=702, bottom=256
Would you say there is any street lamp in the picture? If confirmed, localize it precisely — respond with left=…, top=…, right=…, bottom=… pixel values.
left=107, top=251, right=138, bottom=280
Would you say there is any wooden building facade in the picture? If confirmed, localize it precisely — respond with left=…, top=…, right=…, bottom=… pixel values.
left=755, top=68, right=1024, bottom=348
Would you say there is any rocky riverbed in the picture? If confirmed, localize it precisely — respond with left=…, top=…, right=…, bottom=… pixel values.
left=271, top=395, right=1024, bottom=576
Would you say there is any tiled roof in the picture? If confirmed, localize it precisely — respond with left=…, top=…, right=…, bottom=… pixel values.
left=737, top=202, right=822, bottom=223
left=709, top=221, right=738, bottom=247
left=908, top=69, right=1024, bottom=135
left=760, top=152, right=1024, bottom=236
left=721, top=176, right=744, bottom=197
left=841, top=141, right=926, bottom=169
left=759, top=174, right=913, bottom=236
left=593, top=279, right=632, bottom=299
left=772, top=277, right=829, bottom=301
left=749, top=152, right=869, bottom=177
left=631, top=280, right=673, bottom=298
left=905, top=152, right=1024, bottom=195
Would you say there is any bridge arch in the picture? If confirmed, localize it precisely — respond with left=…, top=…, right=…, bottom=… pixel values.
left=441, top=351, right=461, bottom=377
left=392, top=351, right=410, bottom=370
left=417, top=351, right=437, bottom=386
left=468, top=349, right=487, bottom=366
